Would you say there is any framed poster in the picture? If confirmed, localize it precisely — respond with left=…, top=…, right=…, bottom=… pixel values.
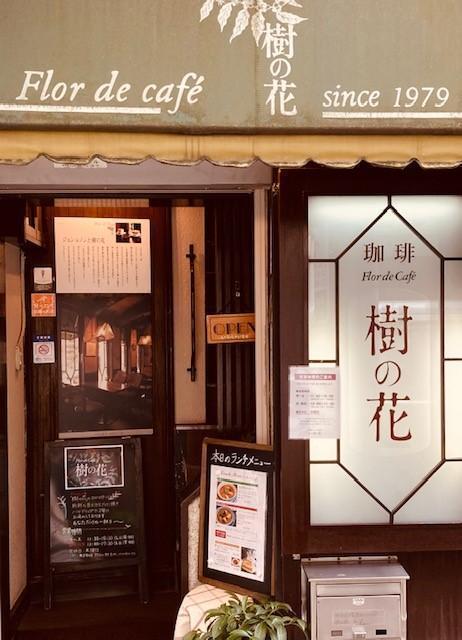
left=44, top=437, right=148, bottom=607
left=57, top=293, right=153, bottom=438
left=54, top=214, right=153, bottom=439
left=199, top=438, right=274, bottom=597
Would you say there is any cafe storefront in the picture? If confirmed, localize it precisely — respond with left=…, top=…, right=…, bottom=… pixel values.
left=0, top=2, right=462, bottom=640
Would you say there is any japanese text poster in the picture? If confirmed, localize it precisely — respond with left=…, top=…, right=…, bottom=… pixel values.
left=289, top=366, right=340, bottom=439
left=54, top=217, right=151, bottom=294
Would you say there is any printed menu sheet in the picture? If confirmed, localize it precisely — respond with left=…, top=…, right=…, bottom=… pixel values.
left=55, top=217, right=151, bottom=293
left=207, top=464, right=267, bottom=583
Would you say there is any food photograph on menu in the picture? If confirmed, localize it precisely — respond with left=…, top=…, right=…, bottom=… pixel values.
left=58, top=293, right=153, bottom=438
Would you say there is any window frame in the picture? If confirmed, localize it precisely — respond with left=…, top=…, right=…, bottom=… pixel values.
left=276, top=163, right=462, bottom=555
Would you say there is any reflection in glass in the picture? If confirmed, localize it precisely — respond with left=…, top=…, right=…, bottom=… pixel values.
left=308, top=263, right=336, bottom=361
left=310, top=464, right=389, bottom=525
left=392, top=196, right=462, bottom=258
left=309, top=439, right=337, bottom=462
left=445, top=261, right=462, bottom=358
left=444, top=361, right=462, bottom=459
left=394, top=462, right=462, bottom=524
left=308, top=196, right=387, bottom=259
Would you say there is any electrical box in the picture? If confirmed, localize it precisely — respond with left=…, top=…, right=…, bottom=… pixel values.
left=301, top=556, right=409, bottom=640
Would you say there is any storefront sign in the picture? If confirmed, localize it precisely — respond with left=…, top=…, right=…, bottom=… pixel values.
left=338, top=210, right=441, bottom=511
left=1, top=1, right=461, bottom=133
left=31, top=293, right=56, bottom=317
left=33, top=335, right=55, bottom=364
left=305, top=195, right=460, bottom=526
left=289, top=366, right=340, bottom=440
left=199, top=438, right=273, bottom=597
left=206, top=313, right=255, bottom=344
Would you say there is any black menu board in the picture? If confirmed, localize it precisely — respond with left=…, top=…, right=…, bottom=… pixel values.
left=44, top=437, right=147, bottom=607
left=199, top=438, right=274, bottom=597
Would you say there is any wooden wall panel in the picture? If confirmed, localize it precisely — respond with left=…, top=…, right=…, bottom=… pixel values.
left=5, top=244, right=27, bottom=609
left=0, top=239, right=11, bottom=638
left=26, top=205, right=175, bottom=593
left=206, top=196, right=255, bottom=434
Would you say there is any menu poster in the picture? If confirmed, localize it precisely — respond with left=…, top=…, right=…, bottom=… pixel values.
left=199, top=439, right=273, bottom=597
left=54, top=217, right=151, bottom=294
left=45, top=438, right=147, bottom=576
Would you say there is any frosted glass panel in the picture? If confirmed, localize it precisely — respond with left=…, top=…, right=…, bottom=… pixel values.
left=445, top=361, right=462, bottom=459
left=308, top=263, right=336, bottom=361
left=310, top=464, right=389, bottom=525
left=445, top=261, right=462, bottom=358
left=309, top=439, right=337, bottom=461
left=339, top=211, right=441, bottom=510
left=394, top=462, right=462, bottom=524
left=392, top=196, right=462, bottom=258
left=308, top=196, right=461, bottom=526
left=308, top=196, right=387, bottom=259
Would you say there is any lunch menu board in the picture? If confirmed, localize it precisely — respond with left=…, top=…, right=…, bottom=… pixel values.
left=199, top=438, right=274, bottom=597
left=44, top=437, right=147, bottom=605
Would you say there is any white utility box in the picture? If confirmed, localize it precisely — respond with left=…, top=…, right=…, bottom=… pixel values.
left=301, top=556, right=409, bottom=640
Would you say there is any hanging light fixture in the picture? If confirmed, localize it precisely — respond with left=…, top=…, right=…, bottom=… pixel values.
left=138, top=333, right=152, bottom=346
left=95, top=322, right=115, bottom=341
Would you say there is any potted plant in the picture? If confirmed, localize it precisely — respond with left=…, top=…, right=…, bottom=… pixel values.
left=184, top=593, right=308, bottom=640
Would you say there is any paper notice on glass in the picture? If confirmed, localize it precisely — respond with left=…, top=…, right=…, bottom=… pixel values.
left=54, top=217, right=151, bottom=293
left=207, top=465, right=267, bottom=583
left=289, top=366, right=340, bottom=439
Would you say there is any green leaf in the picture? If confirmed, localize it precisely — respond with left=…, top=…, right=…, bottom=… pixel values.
left=228, top=631, right=251, bottom=640
left=254, top=622, right=267, bottom=640
left=276, top=622, right=287, bottom=640
left=211, top=616, right=227, bottom=639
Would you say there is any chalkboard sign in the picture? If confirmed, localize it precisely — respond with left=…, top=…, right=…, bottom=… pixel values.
left=44, top=437, right=147, bottom=607
left=199, top=438, right=274, bottom=597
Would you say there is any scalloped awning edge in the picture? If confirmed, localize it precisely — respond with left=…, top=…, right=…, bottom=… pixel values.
left=1, top=131, right=462, bottom=168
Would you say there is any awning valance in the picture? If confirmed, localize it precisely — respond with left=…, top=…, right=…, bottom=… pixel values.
left=2, top=131, right=462, bottom=169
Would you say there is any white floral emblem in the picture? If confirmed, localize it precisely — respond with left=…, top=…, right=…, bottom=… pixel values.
left=200, top=0, right=306, bottom=44
left=200, top=0, right=307, bottom=117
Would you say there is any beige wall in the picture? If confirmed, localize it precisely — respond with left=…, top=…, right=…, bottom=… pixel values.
left=5, top=243, right=27, bottom=608
left=172, top=207, right=206, bottom=424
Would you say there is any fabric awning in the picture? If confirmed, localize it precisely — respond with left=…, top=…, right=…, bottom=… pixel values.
left=1, top=131, right=462, bottom=168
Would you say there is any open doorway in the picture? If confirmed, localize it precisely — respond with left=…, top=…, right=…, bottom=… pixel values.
left=4, top=193, right=258, bottom=639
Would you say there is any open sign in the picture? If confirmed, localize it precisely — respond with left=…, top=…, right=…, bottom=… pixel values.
left=206, top=314, right=255, bottom=344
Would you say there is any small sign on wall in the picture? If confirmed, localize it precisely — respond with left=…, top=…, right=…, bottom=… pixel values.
left=31, top=293, right=56, bottom=317
left=206, top=313, right=255, bottom=344
left=33, top=267, right=54, bottom=292
left=33, top=335, right=55, bottom=364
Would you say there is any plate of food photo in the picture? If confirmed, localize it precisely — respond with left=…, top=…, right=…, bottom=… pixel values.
left=216, top=506, right=236, bottom=527
left=241, top=547, right=256, bottom=574
left=217, top=481, right=237, bottom=502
